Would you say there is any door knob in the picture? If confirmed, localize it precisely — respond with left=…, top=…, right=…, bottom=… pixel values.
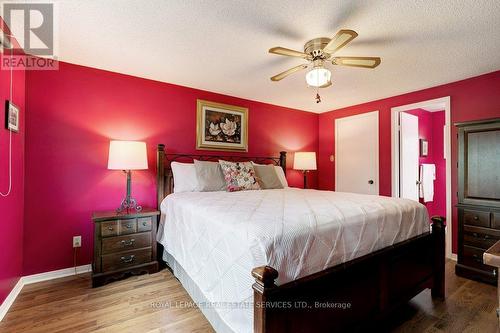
left=368, top=180, right=374, bottom=184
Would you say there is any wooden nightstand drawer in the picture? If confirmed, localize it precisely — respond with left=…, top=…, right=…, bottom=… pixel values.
left=118, top=219, right=137, bottom=235
left=101, top=221, right=118, bottom=237
left=463, top=209, right=490, bottom=228
left=137, top=217, right=152, bottom=232
left=462, top=245, right=487, bottom=269
left=463, top=225, right=500, bottom=249
left=101, top=232, right=151, bottom=255
left=492, top=213, right=500, bottom=230
left=92, top=208, right=159, bottom=287
left=101, top=219, right=137, bottom=237
left=102, top=248, right=151, bottom=272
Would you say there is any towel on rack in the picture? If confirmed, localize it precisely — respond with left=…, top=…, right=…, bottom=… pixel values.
left=419, top=164, right=436, bottom=202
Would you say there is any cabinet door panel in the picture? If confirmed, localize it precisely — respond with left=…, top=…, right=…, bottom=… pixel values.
left=465, top=130, right=500, bottom=200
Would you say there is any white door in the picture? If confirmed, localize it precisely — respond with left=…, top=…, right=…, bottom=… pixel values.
left=400, top=112, right=420, bottom=201
left=335, top=111, right=379, bottom=195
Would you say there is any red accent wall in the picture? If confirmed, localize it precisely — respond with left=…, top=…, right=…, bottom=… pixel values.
left=430, top=111, right=446, bottom=219
left=23, top=61, right=319, bottom=275
left=18, top=62, right=500, bottom=274
left=318, top=70, right=500, bottom=253
left=404, top=109, right=446, bottom=218
left=0, top=31, right=25, bottom=302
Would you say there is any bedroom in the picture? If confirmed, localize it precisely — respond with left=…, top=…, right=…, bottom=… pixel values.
left=0, top=1, right=499, bottom=332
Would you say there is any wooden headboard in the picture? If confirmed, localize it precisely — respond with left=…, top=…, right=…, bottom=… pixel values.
left=156, top=144, right=287, bottom=209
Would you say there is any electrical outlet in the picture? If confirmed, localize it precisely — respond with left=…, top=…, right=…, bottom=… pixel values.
left=73, top=236, right=82, bottom=248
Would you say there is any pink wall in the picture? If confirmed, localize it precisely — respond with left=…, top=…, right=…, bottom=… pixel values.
left=23, top=61, right=319, bottom=275
left=430, top=111, right=446, bottom=218
left=318, top=70, right=500, bottom=253
left=17, top=60, right=500, bottom=274
left=404, top=109, right=446, bottom=218
left=0, top=27, right=25, bottom=303
left=404, top=109, right=433, bottom=164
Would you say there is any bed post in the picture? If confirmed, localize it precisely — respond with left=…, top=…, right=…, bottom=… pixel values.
left=279, top=151, right=287, bottom=174
left=252, top=266, right=278, bottom=333
left=156, top=144, right=165, bottom=210
left=431, top=215, right=446, bottom=299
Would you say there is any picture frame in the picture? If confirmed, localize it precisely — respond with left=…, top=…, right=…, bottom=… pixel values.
left=420, top=139, right=428, bottom=157
left=5, top=100, right=19, bottom=133
left=196, top=99, right=248, bottom=152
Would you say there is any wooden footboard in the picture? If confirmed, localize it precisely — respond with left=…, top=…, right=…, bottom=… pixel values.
left=252, top=216, right=446, bottom=333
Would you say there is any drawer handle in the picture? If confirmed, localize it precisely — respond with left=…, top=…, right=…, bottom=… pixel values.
left=471, top=232, right=491, bottom=240
left=125, top=224, right=133, bottom=229
left=472, top=254, right=483, bottom=263
left=142, top=222, right=148, bottom=226
left=120, top=255, right=135, bottom=263
left=108, top=227, right=114, bottom=231
left=121, top=239, right=135, bottom=247
left=473, top=216, right=479, bottom=221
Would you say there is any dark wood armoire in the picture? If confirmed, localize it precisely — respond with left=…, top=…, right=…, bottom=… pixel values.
left=455, top=118, right=500, bottom=284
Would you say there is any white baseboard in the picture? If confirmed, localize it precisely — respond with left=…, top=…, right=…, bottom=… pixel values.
left=0, top=264, right=91, bottom=322
left=0, top=278, right=24, bottom=322
left=23, top=264, right=91, bottom=285
left=448, top=253, right=457, bottom=261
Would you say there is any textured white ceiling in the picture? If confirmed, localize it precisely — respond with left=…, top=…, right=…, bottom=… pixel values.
left=31, top=1, right=500, bottom=112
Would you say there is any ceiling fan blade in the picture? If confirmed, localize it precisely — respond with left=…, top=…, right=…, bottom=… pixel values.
left=323, top=30, right=358, bottom=54
left=269, top=47, right=309, bottom=58
left=319, top=81, right=332, bottom=88
left=270, top=64, right=308, bottom=81
left=332, top=56, right=381, bottom=68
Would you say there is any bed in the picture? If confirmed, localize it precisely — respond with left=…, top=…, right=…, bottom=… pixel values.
left=155, top=144, right=446, bottom=333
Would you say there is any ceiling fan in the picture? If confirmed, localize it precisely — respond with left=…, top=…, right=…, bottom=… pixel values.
left=269, top=30, right=381, bottom=100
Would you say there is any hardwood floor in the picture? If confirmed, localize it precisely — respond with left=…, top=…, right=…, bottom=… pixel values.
left=385, top=260, right=498, bottom=332
left=0, top=260, right=498, bottom=332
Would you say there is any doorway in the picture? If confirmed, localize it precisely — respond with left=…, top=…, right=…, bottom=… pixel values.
left=400, top=112, right=420, bottom=201
left=391, top=97, right=453, bottom=259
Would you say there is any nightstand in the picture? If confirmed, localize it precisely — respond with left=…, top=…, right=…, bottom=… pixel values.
left=91, top=208, right=160, bottom=287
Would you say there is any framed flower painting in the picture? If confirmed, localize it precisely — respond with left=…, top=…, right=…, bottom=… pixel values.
left=196, top=99, right=248, bottom=151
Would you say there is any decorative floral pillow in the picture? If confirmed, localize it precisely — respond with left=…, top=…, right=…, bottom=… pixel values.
left=218, top=160, right=261, bottom=192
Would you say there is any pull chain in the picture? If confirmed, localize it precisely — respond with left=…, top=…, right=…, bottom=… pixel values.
left=315, top=86, right=321, bottom=103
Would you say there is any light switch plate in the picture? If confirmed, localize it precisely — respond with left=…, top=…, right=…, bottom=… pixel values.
left=73, top=236, right=82, bottom=248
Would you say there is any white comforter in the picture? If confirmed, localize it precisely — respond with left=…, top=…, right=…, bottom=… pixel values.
left=157, top=188, right=429, bottom=333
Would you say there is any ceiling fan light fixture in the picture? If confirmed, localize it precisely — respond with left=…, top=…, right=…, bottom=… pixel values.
left=306, top=67, right=331, bottom=87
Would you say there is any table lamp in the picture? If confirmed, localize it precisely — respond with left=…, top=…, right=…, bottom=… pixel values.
left=107, top=140, right=148, bottom=212
left=293, top=152, right=317, bottom=189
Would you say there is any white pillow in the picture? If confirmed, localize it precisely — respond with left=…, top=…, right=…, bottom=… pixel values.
left=274, top=166, right=289, bottom=187
left=171, top=162, right=198, bottom=193
left=251, top=162, right=288, bottom=188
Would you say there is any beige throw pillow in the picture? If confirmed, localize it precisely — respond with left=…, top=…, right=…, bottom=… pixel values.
left=253, top=164, right=284, bottom=189
left=194, top=160, right=226, bottom=192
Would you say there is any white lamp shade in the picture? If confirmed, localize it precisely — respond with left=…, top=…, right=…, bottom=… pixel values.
left=293, top=152, right=317, bottom=171
left=107, top=140, right=148, bottom=170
